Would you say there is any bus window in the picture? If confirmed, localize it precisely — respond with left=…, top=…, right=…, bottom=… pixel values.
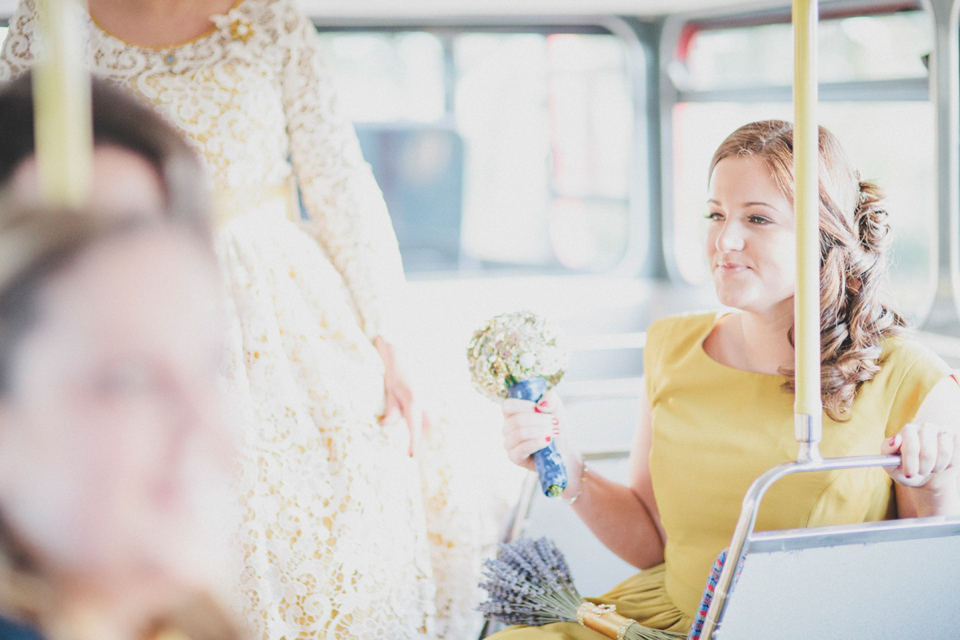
left=682, top=10, right=931, bottom=89
left=317, top=27, right=638, bottom=275
left=318, top=32, right=446, bottom=123
left=667, top=7, right=936, bottom=323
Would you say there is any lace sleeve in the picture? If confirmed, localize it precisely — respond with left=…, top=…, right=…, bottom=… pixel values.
left=277, top=1, right=407, bottom=343
left=0, top=0, right=38, bottom=81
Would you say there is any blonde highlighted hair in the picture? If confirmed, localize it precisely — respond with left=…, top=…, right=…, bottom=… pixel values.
left=709, top=120, right=904, bottom=420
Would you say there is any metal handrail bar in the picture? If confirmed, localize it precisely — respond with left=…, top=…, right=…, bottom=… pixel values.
left=699, top=453, right=901, bottom=640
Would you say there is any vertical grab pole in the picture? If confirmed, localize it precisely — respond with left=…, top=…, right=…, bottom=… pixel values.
left=33, top=0, right=92, bottom=207
left=793, top=0, right=822, bottom=463
left=699, top=6, right=825, bottom=638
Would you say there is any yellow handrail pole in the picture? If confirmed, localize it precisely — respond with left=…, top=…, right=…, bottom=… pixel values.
left=33, top=0, right=92, bottom=207
left=793, top=0, right=822, bottom=462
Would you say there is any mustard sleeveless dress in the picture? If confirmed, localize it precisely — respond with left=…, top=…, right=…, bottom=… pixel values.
left=492, top=312, right=950, bottom=639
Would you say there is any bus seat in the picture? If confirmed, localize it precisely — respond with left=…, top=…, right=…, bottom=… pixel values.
left=713, top=516, right=960, bottom=639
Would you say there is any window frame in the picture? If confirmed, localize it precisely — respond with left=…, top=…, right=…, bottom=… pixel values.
left=658, top=0, right=946, bottom=324
left=310, top=15, right=655, bottom=277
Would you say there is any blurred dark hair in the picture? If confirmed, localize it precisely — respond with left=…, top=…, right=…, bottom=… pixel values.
left=0, top=207, right=147, bottom=393
left=0, top=71, right=209, bottom=230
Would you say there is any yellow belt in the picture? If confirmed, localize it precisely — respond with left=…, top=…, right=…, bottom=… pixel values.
left=212, top=179, right=299, bottom=229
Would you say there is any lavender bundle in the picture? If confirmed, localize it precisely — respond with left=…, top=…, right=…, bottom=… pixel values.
left=479, top=538, right=686, bottom=640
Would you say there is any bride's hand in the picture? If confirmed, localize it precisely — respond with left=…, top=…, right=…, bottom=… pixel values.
left=375, top=336, right=427, bottom=457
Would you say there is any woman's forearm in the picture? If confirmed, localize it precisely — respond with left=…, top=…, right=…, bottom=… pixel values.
left=566, top=460, right=665, bottom=569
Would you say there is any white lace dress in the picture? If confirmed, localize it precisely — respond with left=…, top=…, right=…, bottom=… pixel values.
left=0, top=2, right=483, bottom=637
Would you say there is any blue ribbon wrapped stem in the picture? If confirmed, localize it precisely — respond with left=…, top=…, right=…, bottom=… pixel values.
left=507, top=377, right=568, bottom=497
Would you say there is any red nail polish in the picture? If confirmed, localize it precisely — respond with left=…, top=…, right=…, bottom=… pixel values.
left=534, top=406, right=542, bottom=413
left=546, top=436, right=552, bottom=443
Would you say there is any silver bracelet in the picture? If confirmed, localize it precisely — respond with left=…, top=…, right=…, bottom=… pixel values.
left=564, top=462, right=589, bottom=505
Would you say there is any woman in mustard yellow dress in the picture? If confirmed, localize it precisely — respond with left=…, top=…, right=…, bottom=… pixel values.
left=495, top=120, right=960, bottom=638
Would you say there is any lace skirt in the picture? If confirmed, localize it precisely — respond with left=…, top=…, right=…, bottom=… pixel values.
left=213, top=205, right=481, bottom=639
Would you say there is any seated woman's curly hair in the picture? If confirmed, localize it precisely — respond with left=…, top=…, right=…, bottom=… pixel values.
left=709, top=120, right=904, bottom=420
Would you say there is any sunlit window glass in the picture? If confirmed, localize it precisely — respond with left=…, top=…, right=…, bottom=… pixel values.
left=673, top=101, right=935, bottom=324
left=670, top=7, right=935, bottom=323
left=317, top=32, right=446, bottom=122
left=680, top=10, right=931, bottom=90
left=317, top=29, right=636, bottom=274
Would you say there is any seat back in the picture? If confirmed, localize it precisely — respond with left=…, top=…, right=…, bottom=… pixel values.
left=716, top=516, right=960, bottom=639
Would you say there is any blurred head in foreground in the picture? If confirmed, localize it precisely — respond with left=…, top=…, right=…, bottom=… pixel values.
left=0, top=209, right=236, bottom=640
left=0, top=72, right=209, bottom=230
